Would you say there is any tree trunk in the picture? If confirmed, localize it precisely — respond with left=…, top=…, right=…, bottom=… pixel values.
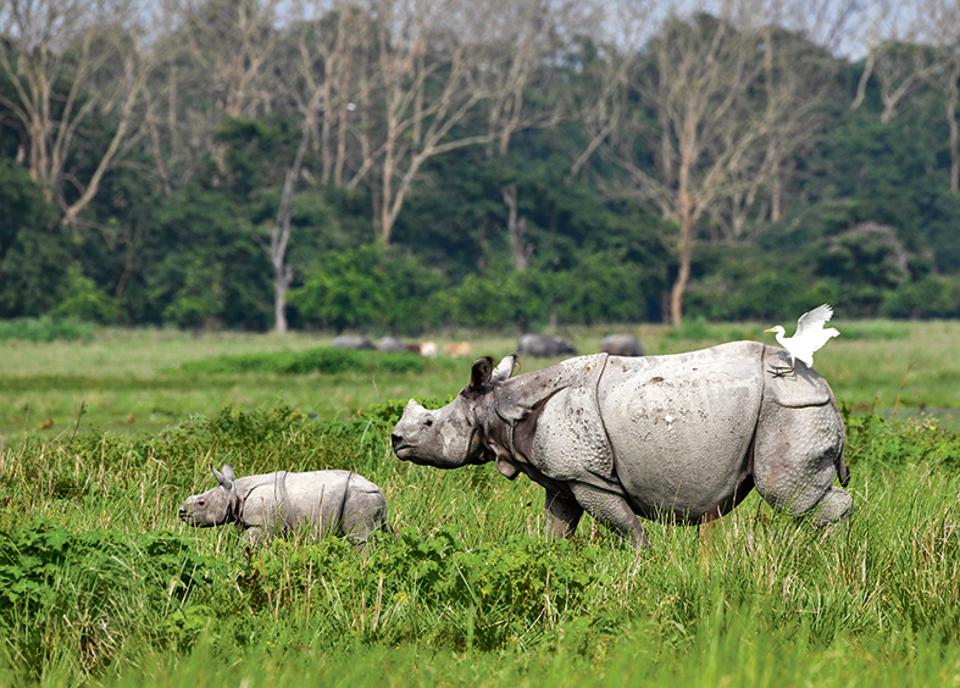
left=947, top=62, right=960, bottom=193
left=669, top=211, right=693, bottom=326
left=671, top=134, right=694, bottom=326
left=271, top=120, right=311, bottom=333
left=273, top=273, right=290, bottom=334
left=771, top=175, right=782, bottom=222
left=501, top=183, right=529, bottom=270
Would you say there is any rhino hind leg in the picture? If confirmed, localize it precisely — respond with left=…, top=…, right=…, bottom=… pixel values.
left=340, top=490, right=390, bottom=545
left=753, top=401, right=852, bottom=525
left=809, top=486, right=853, bottom=526
left=569, top=483, right=649, bottom=549
left=544, top=489, right=584, bottom=539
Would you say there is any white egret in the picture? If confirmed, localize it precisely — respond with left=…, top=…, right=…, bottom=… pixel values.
left=764, top=304, right=839, bottom=373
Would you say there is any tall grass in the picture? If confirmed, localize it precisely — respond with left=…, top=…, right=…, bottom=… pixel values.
left=1, top=404, right=958, bottom=686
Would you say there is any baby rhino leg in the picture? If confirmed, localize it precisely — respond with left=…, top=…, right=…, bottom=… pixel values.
left=340, top=489, right=389, bottom=544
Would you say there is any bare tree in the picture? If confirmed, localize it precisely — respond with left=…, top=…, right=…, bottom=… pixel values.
left=0, top=0, right=154, bottom=226
left=724, top=0, right=858, bottom=232
left=362, top=0, right=495, bottom=243
left=917, top=0, right=960, bottom=193
left=476, top=0, right=569, bottom=270
left=478, top=0, right=598, bottom=270
left=569, top=0, right=651, bottom=182
left=269, top=116, right=312, bottom=334
left=851, top=1, right=939, bottom=122
left=610, top=8, right=773, bottom=325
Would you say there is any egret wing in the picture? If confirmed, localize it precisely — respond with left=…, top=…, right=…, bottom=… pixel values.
left=795, top=304, right=833, bottom=338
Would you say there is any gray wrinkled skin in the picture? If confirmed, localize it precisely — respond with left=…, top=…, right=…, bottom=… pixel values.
left=391, top=342, right=852, bottom=549
left=179, top=465, right=389, bottom=545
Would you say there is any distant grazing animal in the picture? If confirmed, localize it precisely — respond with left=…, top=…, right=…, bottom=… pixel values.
left=178, top=465, right=389, bottom=545
left=764, top=304, right=839, bottom=374
left=601, top=334, right=644, bottom=357
left=443, top=341, right=472, bottom=357
left=391, top=343, right=851, bottom=549
left=517, top=333, right=576, bottom=358
left=419, top=341, right=438, bottom=358
left=331, top=335, right=375, bottom=350
left=377, top=336, right=407, bottom=353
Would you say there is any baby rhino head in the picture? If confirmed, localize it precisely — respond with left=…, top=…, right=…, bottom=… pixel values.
left=178, top=464, right=239, bottom=527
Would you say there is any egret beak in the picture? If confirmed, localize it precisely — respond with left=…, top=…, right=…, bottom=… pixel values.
left=763, top=327, right=777, bottom=333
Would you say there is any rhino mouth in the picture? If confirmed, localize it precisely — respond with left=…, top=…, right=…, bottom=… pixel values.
left=392, top=444, right=415, bottom=460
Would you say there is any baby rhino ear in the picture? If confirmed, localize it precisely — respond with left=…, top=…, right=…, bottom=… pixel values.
left=211, top=463, right=235, bottom=489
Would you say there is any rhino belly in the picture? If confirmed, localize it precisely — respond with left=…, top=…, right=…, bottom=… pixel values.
left=598, top=354, right=762, bottom=521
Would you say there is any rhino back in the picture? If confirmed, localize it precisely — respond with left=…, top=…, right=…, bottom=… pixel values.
left=239, top=470, right=385, bottom=534
left=597, top=341, right=764, bottom=520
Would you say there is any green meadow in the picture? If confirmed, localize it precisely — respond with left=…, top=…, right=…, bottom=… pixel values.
left=1, top=322, right=959, bottom=686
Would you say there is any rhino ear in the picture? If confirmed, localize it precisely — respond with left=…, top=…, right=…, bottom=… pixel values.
left=468, top=356, right=494, bottom=392
left=491, top=354, right=517, bottom=383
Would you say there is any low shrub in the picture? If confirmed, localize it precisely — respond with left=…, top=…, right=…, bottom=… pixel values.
left=0, top=520, right=219, bottom=679
left=180, top=347, right=427, bottom=376
left=239, top=529, right=602, bottom=650
left=0, top=317, right=96, bottom=343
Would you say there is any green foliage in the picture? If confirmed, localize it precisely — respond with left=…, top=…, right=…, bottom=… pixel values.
left=47, top=264, right=116, bottom=323
left=882, top=274, right=960, bottom=319
left=0, top=520, right=218, bottom=679
left=145, top=187, right=272, bottom=330
left=291, top=244, right=448, bottom=335
left=3, top=12, right=960, bottom=330
left=241, top=530, right=599, bottom=650
left=0, top=317, right=95, bottom=342
left=0, top=160, right=68, bottom=319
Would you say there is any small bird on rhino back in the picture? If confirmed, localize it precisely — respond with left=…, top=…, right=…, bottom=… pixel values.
left=764, top=304, right=840, bottom=375
left=178, top=464, right=389, bottom=546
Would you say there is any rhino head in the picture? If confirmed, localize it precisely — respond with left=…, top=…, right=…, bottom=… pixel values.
left=391, top=355, right=517, bottom=469
left=178, top=464, right=240, bottom=527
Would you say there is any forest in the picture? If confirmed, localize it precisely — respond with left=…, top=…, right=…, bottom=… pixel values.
left=1, top=0, right=959, bottom=334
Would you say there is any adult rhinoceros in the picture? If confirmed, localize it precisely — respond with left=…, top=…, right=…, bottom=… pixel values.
left=391, top=341, right=851, bottom=548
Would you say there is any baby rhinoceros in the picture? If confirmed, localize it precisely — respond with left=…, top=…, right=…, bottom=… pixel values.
left=178, top=464, right=389, bottom=545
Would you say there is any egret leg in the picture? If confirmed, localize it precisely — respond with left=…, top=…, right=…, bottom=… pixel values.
left=767, top=365, right=795, bottom=378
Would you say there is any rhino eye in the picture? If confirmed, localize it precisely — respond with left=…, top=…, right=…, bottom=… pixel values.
left=424, top=419, right=434, bottom=427
left=198, top=500, right=206, bottom=507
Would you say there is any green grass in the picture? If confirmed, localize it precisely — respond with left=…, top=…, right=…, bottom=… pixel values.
left=0, top=321, right=959, bottom=685
left=0, top=406, right=959, bottom=686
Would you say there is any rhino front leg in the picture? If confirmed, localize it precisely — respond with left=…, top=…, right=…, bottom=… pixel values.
left=569, top=483, right=649, bottom=549
left=544, top=489, right=583, bottom=539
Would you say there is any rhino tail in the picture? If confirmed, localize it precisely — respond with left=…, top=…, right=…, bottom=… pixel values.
left=836, top=444, right=850, bottom=487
